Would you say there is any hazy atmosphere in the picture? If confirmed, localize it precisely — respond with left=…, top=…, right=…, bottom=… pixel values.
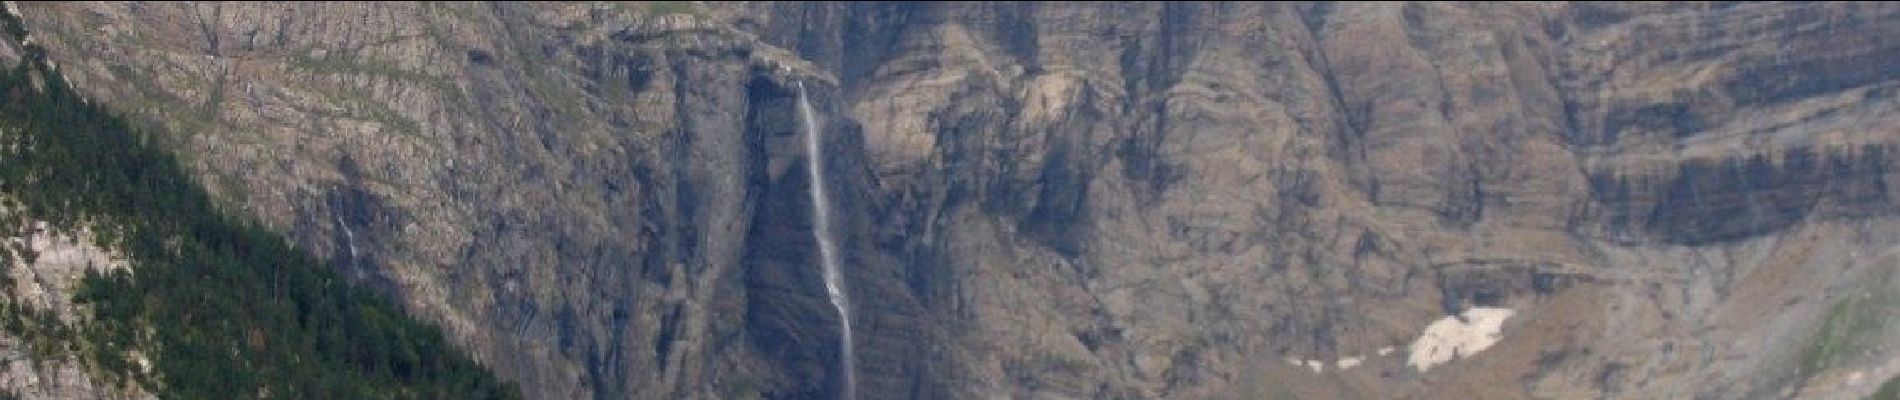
left=0, top=2, right=1896, bottom=399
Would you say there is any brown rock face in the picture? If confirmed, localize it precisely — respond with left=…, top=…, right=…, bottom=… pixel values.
left=10, top=1, right=1900, bottom=399
left=0, top=206, right=154, bottom=400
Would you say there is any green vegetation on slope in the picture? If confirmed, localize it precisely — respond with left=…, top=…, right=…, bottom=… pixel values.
left=1872, top=375, right=1900, bottom=400
left=1799, top=265, right=1897, bottom=380
left=0, top=11, right=518, bottom=400
left=647, top=1, right=697, bottom=16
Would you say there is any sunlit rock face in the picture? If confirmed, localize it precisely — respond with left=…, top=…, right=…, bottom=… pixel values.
left=0, top=201, right=153, bottom=399
left=8, top=1, right=1900, bottom=399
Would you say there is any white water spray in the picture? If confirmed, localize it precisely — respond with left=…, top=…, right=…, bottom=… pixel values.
left=798, top=82, right=855, bottom=400
left=335, top=214, right=358, bottom=263
left=331, top=191, right=359, bottom=267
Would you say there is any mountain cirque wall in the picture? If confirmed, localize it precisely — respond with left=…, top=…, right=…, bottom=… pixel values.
left=7, top=1, right=1900, bottom=399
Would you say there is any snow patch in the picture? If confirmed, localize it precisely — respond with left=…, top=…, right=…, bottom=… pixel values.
left=1406, top=307, right=1514, bottom=372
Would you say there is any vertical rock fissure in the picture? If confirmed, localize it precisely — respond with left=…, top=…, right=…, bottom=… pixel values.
left=799, top=82, right=856, bottom=400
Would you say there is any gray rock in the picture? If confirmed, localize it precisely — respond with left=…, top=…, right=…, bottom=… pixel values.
left=9, top=1, right=1900, bottom=399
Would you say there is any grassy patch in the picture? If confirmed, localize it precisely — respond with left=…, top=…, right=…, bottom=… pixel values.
left=281, top=56, right=433, bottom=140
left=1799, top=267, right=1898, bottom=377
left=718, top=375, right=761, bottom=400
left=288, top=51, right=457, bottom=98
left=1872, top=374, right=1900, bottom=400
left=648, top=1, right=698, bottom=16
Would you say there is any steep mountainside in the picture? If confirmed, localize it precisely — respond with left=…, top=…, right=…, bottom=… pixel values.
left=6, top=1, right=1899, bottom=399
left=0, top=11, right=519, bottom=398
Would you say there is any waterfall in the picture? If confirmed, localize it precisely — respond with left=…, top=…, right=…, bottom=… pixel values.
left=335, top=214, right=358, bottom=263
left=331, top=191, right=360, bottom=268
left=798, top=82, right=856, bottom=400
left=333, top=210, right=364, bottom=282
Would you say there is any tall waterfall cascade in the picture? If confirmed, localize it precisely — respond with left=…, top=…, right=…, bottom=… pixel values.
left=798, top=82, right=856, bottom=400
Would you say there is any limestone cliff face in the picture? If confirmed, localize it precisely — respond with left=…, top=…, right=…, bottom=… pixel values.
left=0, top=202, right=154, bottom=400
left=9, top=2, right=835, bottom=398
left=9, top=1, right=1900, bottom=399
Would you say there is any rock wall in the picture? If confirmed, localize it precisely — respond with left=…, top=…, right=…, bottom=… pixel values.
left=0, top=202, right=153, bottom=400
left=6, top=1, right=1899, bottom=399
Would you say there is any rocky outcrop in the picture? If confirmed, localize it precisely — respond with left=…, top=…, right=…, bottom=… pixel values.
left=0, top=333, right=148, bottom=400
left=6, top=2, right=848, bottom=398
left=7, top=1, right=1900, bottom=399
left=1590, top=145, right=1894, bottom=245
left=0, top=203, right=153, bottom=400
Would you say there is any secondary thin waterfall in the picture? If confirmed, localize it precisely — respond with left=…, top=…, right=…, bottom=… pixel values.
left=335, top=214, right=358, bottom=264
left=331, top=191, right=360, bottom=270
left=798, top=82, right=856, bottom=400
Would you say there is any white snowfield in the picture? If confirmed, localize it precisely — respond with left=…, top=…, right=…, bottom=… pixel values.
left=1406, top=307, right=1514, bottom=372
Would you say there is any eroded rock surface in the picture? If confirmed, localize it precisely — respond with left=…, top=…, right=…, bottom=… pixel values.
left=0, top=202, right=152, bottom=400
left=6, top=1, right=1898, bottom=399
